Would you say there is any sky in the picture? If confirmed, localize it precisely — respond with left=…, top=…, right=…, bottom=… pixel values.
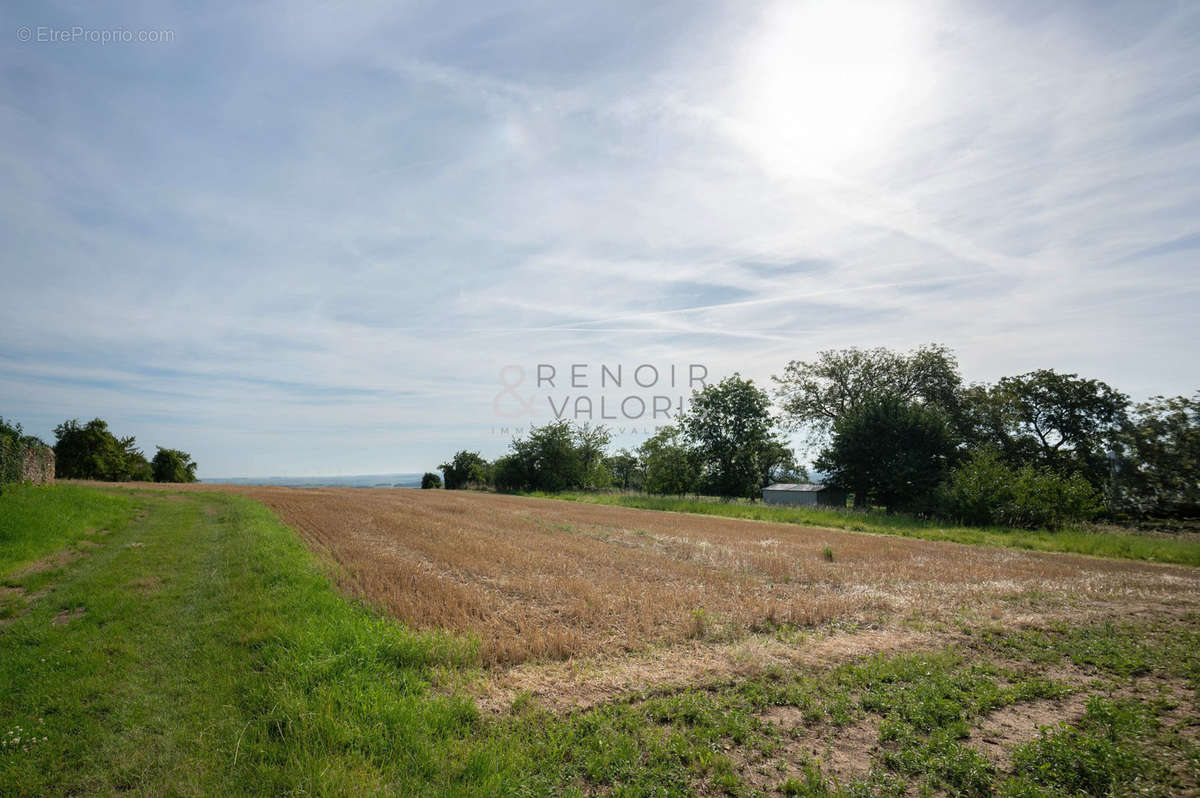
left=1, top=0, right=1198, bottom=478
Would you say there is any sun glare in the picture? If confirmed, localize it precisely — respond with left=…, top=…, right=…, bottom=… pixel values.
left=737, top=0, right=932, bottom=176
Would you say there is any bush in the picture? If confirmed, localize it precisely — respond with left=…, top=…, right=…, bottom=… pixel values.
left=151, top=447, right=198, bottom=483
left=438, top=450, right=489, bottom=490
left=491, top=422, right=613, bottom=492
left=491, top=454, right=527, bottom=492
left=938, top=449, right=1101, bottom=529
left=420, top=472, right=442, bottom=489
left=53, top=418, right=152, bottom=482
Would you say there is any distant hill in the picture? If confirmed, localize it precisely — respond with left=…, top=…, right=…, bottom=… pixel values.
left=204, top=473, right=424, bottom=488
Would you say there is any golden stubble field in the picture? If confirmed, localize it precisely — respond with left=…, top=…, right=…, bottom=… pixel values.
left=112, top=484, right=1200, bottom=710
left=167, top=487, right=1198, bottom=692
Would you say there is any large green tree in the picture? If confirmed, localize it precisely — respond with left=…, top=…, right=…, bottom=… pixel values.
left=1110, top=393, right=1200, bottom=518
left=816, top=397, right=955, bottom=511
left=773, top=344, right=963, bottom=440
left=681, top=375, right=794, bottom=500
left=604, top=449, right=643, bottom=491
left=638, top=426, right=699, bottom=496
left=963, top=370, right=1128, bottom=488
left=53, top=418, right=152, bottom=482
left=490, top=453, right=528, bottom=492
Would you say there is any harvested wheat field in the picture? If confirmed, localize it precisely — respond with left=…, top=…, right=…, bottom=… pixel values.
left=193, top=487, right=1200, bottom=685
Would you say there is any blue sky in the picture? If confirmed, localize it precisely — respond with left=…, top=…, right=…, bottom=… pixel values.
left=2, top=0, right=1198, bottom=477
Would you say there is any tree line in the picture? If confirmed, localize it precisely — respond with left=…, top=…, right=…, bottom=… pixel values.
left=0, top=416, right=198, bottom=484
left=432, top=345, right=1198, bottom=528
left=433, top=374, right=803, bottom=499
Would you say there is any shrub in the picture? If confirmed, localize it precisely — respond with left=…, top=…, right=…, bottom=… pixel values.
left=438, top=450, right=489, bottom=490
left=938, top=449, right=1101, bottom=529
left=420, top=472, right=442, bottom=489
left=53, top=418, right=152, bottom=482
left=151, top=447, right=198, bottom=483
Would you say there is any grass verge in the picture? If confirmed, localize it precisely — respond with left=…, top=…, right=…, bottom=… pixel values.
left=0, top=483, right=136, bottom=576
left=524, top=491, right=1200, bottom=566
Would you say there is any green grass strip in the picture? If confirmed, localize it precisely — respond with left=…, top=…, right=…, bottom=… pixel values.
left=520, top=492, right=1200, bottom=566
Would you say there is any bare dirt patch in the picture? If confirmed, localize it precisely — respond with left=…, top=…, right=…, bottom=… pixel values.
left=474, top=627, right=935, bottom=713
left=127, top=575, right=162, bottom=596
left=9, top=549, right=81, bottom=580
left=52, top=606, right=85, bottom=626
left=968, top=691, right=1092, bottom=768
left=736, top=710, right=881, bottom=792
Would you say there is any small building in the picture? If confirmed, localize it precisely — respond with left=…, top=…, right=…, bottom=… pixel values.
left=762, top=482, right=846, bottom=508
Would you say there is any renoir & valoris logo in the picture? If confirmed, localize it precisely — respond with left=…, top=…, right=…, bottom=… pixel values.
left=493, top=362, right=708, bottom=421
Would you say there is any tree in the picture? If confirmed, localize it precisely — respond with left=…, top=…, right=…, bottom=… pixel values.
left=758, top=438, right=808, bottom=488
left=604, top=449, right=642, bottom=491
left=681, top=375, right=794, bottom=500
left=128, top=453, right=153, bottom=482
left=439, top=450, right=489, bottom=490
left=420, top=472, right=443, bottom=489
left=511, top=421, right=578, bottom=492
left=968, top=370, right=1129, bottom=488
left=573, top=423, right=614, bottom=490
left=638, top=426, right=699, bottom=496
left=491, top=454, right=528, bottom=492
left=773, top=344, right=963, bottom=441
left=1110, top=393, right=1200, bottom=518
left=151, top=447, right=197, bottom=483
left=816, top=396, right=955, bottom=512
left=53, top=418, right=151, bottom=482
left=501, top=421, right=613, bottom=492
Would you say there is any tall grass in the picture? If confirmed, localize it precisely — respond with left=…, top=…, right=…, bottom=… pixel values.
left=525, top=491, right=1200, bottom=566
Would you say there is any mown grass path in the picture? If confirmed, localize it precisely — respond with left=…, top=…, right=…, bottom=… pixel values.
left=0, top=488, right=487, bottom=796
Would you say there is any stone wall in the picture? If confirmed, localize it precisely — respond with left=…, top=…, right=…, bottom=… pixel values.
left=22, top=445, right=55, bottom=485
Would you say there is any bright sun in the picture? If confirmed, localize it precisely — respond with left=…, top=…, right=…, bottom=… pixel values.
left=736, top=0, right=932, bottom=176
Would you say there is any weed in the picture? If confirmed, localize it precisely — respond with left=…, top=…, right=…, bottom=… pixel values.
left=1007, top=697, right=1158, bottom=795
